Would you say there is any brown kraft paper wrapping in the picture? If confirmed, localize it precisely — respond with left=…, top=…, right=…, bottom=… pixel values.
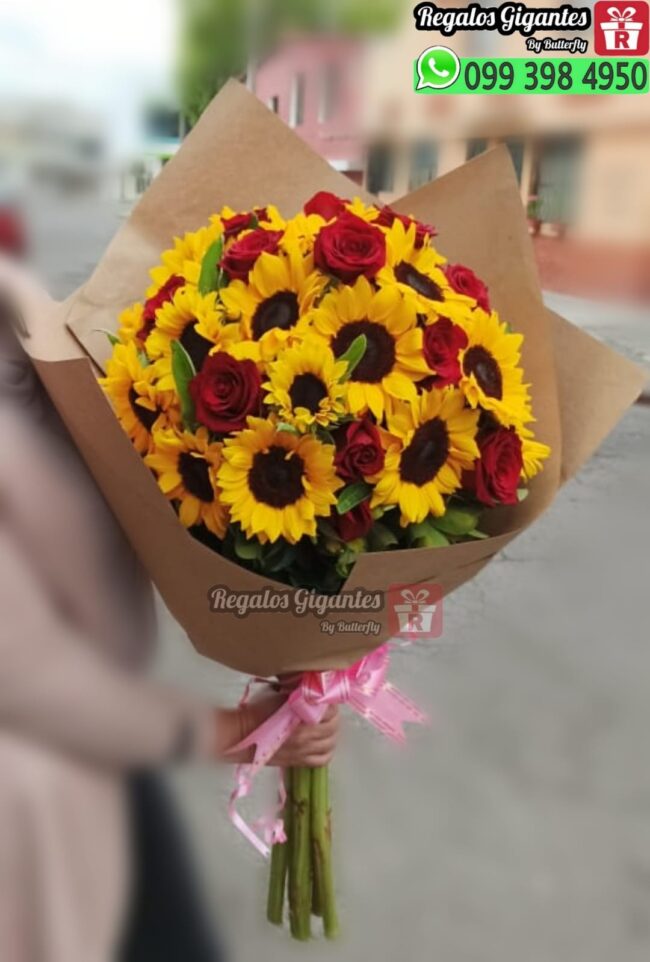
left=6, top=81, right=646, bottom=675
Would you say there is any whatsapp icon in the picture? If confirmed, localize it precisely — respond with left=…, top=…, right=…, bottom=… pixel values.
left=415, top=45, right=461, bottom=91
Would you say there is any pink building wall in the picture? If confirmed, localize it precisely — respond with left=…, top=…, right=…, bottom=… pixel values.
left=254, top=36, right=365, bottom=181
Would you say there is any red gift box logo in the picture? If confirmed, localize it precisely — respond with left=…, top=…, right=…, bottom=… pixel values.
left=595, top=1, right=649, bottom=55
left=388, top=583, right=443, bottom=641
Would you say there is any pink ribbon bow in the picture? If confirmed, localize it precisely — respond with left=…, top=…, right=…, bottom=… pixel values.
left=228, top=644, right=428, bottom=857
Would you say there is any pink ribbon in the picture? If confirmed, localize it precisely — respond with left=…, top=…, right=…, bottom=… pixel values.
left=227, top=644, right=428, bottom=857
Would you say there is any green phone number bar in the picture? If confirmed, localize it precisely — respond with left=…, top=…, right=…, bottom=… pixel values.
left=414, top=57, right=650, bottom=95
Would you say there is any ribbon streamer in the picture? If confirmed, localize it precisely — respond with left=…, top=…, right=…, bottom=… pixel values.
left=227, top=644, right=428, bottom=857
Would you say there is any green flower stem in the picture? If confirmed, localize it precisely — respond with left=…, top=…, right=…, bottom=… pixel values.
left=311, top=765, right=339, bottom=939
left=288, top=766, right=312, bottom=941
left=266, top=771, right=291, bottom=926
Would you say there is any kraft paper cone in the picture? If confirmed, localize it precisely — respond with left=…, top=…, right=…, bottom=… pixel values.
left=7, top=81, right=645, bottom=676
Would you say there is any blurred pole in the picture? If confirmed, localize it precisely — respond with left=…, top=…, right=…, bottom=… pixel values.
left=245, top=0, right=263, bottom=93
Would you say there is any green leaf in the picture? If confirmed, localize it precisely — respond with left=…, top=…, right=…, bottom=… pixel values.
left=367, top=522, right=398, bottom=552
left=234, top=530, right=263, bottom=561
left=466, top=528, right=489, bottom=540
left=338, top=334, right=367, bottom=382
left=263, top=539, right=295, bottom=572
left=336, top=481, right=371, bottom=515
left=517, top=488, right=529, bottom=502
left=198, top=237, right=225, bottom=294
left=276, top=422, right=300, bottom=435
left=405, top=519, right=450, bottom=549
left=95, top=328, right=121, bottom=347
left=171, top=340, right=197, bottom=429
left=432, top=506, right=481, bottom=537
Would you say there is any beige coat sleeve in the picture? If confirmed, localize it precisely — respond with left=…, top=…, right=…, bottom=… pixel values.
left=0, top=401, right=215, bottom=769
left=0, top=519, right=216, bottom=768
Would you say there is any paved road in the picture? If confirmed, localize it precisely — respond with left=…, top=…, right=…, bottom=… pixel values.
left=31, top=195, right=650, bottom=962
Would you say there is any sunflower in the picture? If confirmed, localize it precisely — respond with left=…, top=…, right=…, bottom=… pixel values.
left=100, top=341, right=174, bottom=454
left=148, top=222, right=223, bottom=290
left=218, top=418, right=342, bottom=544
left=145, top=428, right=228, bottom=537
left=220, top=243, right=323, bottom=360
left=116, top=302, right=145, bottom=344
left=371, top=388, right=479, bottom=525
left=377, top=219, right=474, bottom=323
left=263, top=338, right=348, bottom=430
left=145, top=287, right=234, bottom=373
left=211, top=204, right=286, bottom=238
left=311, top=276, right=429, bottom=420
left=457, top=309, right=532, bottom=428
left=518, top=425, right=551, bottom=479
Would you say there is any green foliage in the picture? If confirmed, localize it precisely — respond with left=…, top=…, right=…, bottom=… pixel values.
left=432, top=505, right=481, bottom=537
left=405, top=519, right=450, bottom=549
left=337, top=334, right=367, bottom=382
left=171, top=340, right=197, bottom=429
left=177, top=0, right=403, bottom=126
left=336, top=481, right=371, bottom=515
left=198, top=237, right=225, bottom=294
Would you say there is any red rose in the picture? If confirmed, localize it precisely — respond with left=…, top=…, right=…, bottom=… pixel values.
left=444, top=263, right=491, bottom=312
left=140, top=274, right=185, bottom=340
left=220, top=228, right=282, bottom=281
left=332, top=501, right=373, bottom=542
left=190, top=352, right=261, bottom=433
left=422, top=318, right=468, bottom=387
left=474, top=428, right=523, bottom=507
left=222, top=207, right=270, bottom=240
left=314, top=212, right=386, bottom=284
left=304, top=191, right=349, bottom=220
left=374, top=206, right=437, bottom=248
left=334, top=418, right=385, bottom=481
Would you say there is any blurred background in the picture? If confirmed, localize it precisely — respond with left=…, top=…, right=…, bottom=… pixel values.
left=1, top=1, right=649, bottom=960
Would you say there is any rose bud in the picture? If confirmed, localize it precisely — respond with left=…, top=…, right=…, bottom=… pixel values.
left=334, top=418, right=385, bottom=481
left=422, top=318, right=468, bottom=387
left=220, top=228, right=283, bottom=281
left=332, top=501, right=373, bottom=542
left=474, top=427, right=523, bottom=507
left=314, top=212, right=386, bottom=284
left=304, top=191, right=349, bottom=220
left=222, top=208, right=270, bottom=240
left=444, top=263, right=491, bottom=312
left=189, top=352, right=262, bottom=434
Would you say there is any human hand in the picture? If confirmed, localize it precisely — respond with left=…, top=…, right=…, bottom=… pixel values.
left=214, top=688, right=339, bottom=768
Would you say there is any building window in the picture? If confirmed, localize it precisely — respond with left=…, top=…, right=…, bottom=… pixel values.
left=534, top=137, right=582, bottom=225
left=505, top=138, right=525, bottom=185
left=269, top=96, right=279, bottom=114
left=290, top=73, right=306, bottom=128
left=367, top=144, right=395, bottom=194
left=319, top=63, right=340, bottom=123
left=409, top=141, right=438, bottom=191
left=467, top=138, right=488, bottom=161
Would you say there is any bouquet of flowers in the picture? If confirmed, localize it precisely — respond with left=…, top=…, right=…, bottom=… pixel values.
left=9, top=82, right=644, bottom=944
left=101, top=193, right=550, bottom=593
left=98, top=191, right=550, bottom=938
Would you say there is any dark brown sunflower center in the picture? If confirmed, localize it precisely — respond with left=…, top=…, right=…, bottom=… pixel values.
left=128, top=388, right=158, bottom=432
left=331, top=320, right=395, bottom=384
left=289, top=373, right=328, bottom=414
left=395, top=261, right=443, bottom=301
left=463, top=345, right=503, bottom=399
left=252, top=292, right=299, bottom=340
left=249, top=446, right=305, bottom=508
left=400, top=417, right=450, bottom=487
left=178, top=452, right=214, bottom=503
left=180, top=322, right=213, bottom=371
